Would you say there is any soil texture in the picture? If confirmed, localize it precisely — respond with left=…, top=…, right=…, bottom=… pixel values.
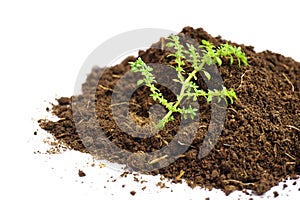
left=39, top=26, right=300, bottom=195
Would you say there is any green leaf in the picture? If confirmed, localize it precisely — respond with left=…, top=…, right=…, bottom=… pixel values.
left=183, top=113, right=188, bottom=120
left=230, top=56, right=234, bottom=65
left=216, top=57, right=222, bottom=66
left=150, top=93, right=159, bottom=101
left=207, top=94, right=212, bottom=103
left=170, top=115, right=175, bottom=121
left=158, top=120, right=165, bottom=130
left=203, top=70, right=211, bottom=80
left=228, top=96, right=233, bottom=104
left=166, top=42, right=175, bottom=48
left=137, top=79, right=144, bottom=86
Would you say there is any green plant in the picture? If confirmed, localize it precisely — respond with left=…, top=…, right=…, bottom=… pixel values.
left=129, top=35, right=248, bottom=129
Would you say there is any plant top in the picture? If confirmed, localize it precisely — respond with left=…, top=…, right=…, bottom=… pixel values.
left=129, top=35, right=248, bottom=129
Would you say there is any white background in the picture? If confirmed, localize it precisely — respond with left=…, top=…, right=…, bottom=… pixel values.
left=0, top=0, right=299, bottom=199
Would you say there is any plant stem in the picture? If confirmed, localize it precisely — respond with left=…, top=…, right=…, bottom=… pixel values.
left=160, top=60, right=206, bottom=126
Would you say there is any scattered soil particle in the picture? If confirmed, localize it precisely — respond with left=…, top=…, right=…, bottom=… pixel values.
left=273, top=191, right=279, bottom=198
left=120, top=172, right=130, bottom=178
left=78, top=169, right=86, bottom=177
left=56, top=97, right=71, bottom=105
left=130, top=191, right=136, bottom=196
left=39, top=26, right=300, bottom=195
left=243, top=189, right=251, bottom=195
left=122, top=184, right=125, bottom=188
left=156, top=181, right=168, bottom=189
left=133, top=177, right=139, bottom=182
left=141, top=186, right=147, bottom=191
left=283, top=183, right=288, bottom=189
left=224, top=185, right=237, bottom=195
left=292, top=181, right=297, bottom=185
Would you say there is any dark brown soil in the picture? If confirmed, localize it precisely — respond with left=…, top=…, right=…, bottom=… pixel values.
left=273, top=191, right=279, bottom=198
left=130, top=191, right=136, bottom=196
left=78, top=169, right=86, bottom=177
left=38, top=26, right=300, bottom=195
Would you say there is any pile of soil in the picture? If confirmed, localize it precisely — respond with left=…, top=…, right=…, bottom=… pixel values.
left=38, top=26, right=300, bottom=195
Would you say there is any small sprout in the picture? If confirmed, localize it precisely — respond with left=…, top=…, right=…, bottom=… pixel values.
left=130, top=34, right=248, bottom=129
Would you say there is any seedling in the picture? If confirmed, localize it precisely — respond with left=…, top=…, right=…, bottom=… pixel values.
left=129, top=35, right=248, bottom=129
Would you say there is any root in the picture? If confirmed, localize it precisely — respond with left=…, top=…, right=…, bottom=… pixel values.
left=98, top=85, right=113, bottom=91
left=285, top=152, right=296, bottom=160
left=222, top=179, right=256, bottom=187
left=148, top=155, right=168, bottom=165
left=238, top=70, right=251, bottom=89
left=282, top=73, right=295, bottom=92
left=160, top=37, right=165, bottom=51
left=110, top=102, right=141, bottom=108
left=286, top=125, right=300, bottom=132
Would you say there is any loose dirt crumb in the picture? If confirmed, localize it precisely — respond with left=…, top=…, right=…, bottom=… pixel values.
left=56, top=97, right=71, bottom=105
left=292, top=181, right=297, bottom=185
left=141, top=186, right=147, bottom=191
left=78, top=169, right=86, bottom=177
left=283, top=184, right=288, bottom=189
left=156, top=181, right=168, bottom=189
left=133, top=177, right=139, bottom=182
left=273, top=191, right=279, bottom=198
left=130, top=191, right=136, bottom=196
left=120, top=171, right=130, bottom=178
left=224, top=185, right=237, bottom=196
left=99, top=163, right=106, bottom=168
